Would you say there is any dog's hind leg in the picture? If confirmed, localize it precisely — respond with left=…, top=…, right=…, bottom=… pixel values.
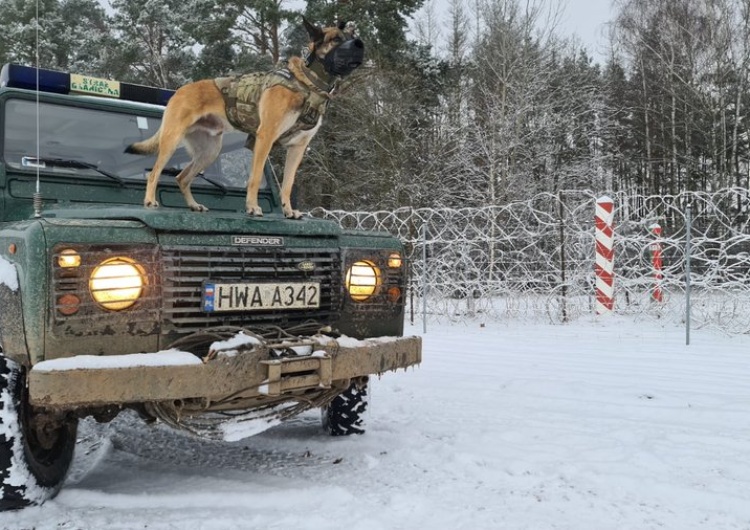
left=176, top=130, right=223, bottom=212
left=126, top=131, right=163, bottom=205
left=143, top=111, right=186, bottom=208
left=174, top=163, right=208, bottom=212
left=143, top=81, right=227, bottom=209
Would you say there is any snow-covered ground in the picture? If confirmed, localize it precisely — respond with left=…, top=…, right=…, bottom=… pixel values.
left=2, top=316, right=750, bottom=530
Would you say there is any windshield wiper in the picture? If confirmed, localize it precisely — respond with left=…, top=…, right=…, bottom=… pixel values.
left=22, top=157, right=125, bottom=187
left=151, top=167, right=227, bottom=194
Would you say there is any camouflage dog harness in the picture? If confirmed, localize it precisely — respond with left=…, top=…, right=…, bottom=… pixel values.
left=215, top=58, right=333, bottom=147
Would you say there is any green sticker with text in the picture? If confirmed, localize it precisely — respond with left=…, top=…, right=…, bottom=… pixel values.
left=70, top=74, right=121, bottom=98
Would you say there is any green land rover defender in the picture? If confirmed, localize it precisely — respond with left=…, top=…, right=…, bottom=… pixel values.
left=0, top=64, right=421, bottom=509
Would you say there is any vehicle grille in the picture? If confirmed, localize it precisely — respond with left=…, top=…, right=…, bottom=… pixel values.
left=161, top=245, right=342, bottom=336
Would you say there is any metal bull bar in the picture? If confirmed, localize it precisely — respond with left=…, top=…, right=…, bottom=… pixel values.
left=27, top=328, right=422, bottom=409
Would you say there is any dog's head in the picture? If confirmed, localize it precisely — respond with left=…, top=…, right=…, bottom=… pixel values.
left=302, top=17, right=364, bottom=77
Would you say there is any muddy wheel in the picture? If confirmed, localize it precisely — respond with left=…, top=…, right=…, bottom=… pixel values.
left=0, top=356, right=78, bottom=510
left=321, top=379, right=368, bottom=436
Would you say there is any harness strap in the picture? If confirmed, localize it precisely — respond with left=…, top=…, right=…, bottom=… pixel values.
left=287, top=57, right=335, bottom=98
left=215, top=59, right=336, bottom=144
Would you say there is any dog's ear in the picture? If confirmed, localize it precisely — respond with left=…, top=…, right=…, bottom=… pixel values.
left=337, top=20, right=346, bottom=31
left=302, top=16, right=324, bottom=42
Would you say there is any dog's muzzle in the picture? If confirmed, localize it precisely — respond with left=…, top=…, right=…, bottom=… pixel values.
left=324, top=38, right=364, bottom=77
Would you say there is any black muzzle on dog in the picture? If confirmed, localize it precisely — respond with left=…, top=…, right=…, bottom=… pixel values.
left=324, top=37, right=364, bottom=77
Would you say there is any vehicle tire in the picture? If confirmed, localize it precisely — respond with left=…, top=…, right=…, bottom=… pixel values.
left=321, top=379, right=368, bottom=436
left=0, top=356, right=78, bottom=510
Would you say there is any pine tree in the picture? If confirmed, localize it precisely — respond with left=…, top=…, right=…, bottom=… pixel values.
left=108, top=0, right=201, bottom=88
left=0, top=0, right=66, bottom=68
left=53, top=0, right=112, bottom=74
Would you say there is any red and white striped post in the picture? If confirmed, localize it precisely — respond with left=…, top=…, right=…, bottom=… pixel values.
left=649, top=223, right=664, bottom=302
left=595, top=196, right=615, bottom=315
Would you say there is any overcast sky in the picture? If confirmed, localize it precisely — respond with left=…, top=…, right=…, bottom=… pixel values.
left=560, top=0, right=613, bottom=60
left=417, top=0, right=615, bottom=63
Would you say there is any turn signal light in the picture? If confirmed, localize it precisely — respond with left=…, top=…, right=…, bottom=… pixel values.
left=387, top=286, right=401, bottom=303
left=57, top=293, right=81, bottom=315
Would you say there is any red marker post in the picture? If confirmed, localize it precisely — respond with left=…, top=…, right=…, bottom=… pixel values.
left=595, top=196, right=615, bottom=315
left=649, top=223, right=664, bottom=303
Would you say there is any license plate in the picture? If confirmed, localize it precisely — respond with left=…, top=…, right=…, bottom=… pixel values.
left=202, top=282, right=320, bottom=312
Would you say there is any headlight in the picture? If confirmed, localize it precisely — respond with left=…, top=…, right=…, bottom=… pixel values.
left=89, top=257, right=146, bottom=310
left=346, top=260, right=382, bottom=302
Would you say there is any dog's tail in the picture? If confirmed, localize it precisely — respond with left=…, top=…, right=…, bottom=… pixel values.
left=125, top=129, right=161, bottom=155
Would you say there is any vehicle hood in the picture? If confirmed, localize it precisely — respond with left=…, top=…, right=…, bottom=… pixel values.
left=39, top=204, right=343, bottom=236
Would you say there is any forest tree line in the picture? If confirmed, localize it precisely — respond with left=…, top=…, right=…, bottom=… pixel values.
left=1, top=0, right=749, bottom=216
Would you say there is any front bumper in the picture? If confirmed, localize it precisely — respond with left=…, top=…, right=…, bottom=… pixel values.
left=28, top=335, right=422, bottom=409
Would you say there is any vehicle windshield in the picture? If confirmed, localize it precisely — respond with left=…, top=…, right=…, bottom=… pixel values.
left=2, top=98, right=263, bottom=190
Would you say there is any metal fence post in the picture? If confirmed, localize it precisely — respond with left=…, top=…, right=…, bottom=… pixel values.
left=421, top=222, right=427, bottom=334
left=685, top=203, right=692, bottom=346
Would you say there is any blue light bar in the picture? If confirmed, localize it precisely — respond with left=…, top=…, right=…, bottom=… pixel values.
left=0, top=63, right=69, bottom=94
left=0, top=63, right=175, bottom=106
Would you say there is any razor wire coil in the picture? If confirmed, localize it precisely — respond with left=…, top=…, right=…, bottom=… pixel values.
left=313, top=188, right=750, bottom=334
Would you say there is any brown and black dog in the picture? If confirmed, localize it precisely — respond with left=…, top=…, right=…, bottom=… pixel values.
left=126, top=18, right=363, bottom=218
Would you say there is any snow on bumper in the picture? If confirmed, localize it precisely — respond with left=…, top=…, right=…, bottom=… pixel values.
left=27, top=335, right=422, bottom=409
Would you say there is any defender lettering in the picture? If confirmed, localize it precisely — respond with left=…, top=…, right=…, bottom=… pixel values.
left=232, top=236, right=285, bottom=246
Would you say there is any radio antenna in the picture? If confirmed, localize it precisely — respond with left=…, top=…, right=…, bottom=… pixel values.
left=33, top=0, right=42, bottom=217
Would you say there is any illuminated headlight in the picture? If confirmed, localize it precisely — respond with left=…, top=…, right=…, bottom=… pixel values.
left=58, top=248, right=81, bottom=268
left=388, top=252, right=403, bottom=268
left=89, top=257, right=146, bottom=310
left=346, top=260, right=382, bottom=302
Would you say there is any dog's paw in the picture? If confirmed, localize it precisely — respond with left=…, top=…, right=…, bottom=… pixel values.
left=284, top=209, right=304, bottom=220
left=144, top=199, right=159, bottom=208
left=190, top=203, right=209, bottom=213
left=246, top=206, right=264, bottom=217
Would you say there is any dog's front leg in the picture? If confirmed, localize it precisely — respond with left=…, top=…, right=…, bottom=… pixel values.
left=246, top=89, right=292, bottom=216
left=280, top=141, right=311, bottom=219
left=248, top=86, right=307, bottom=217
left=246, top=131, right=273, bottom=217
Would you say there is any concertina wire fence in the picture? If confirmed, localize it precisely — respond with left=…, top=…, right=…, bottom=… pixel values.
left=313, top=188, right=750, bottom=334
